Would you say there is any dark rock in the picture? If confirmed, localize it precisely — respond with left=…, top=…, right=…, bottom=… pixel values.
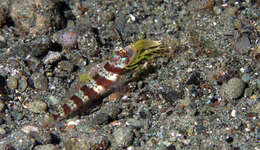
left=166, top=145, right=176, bottom=150
left=186, top=72, right=202, bottom=85
left=225, top=136, right=233, bottom=143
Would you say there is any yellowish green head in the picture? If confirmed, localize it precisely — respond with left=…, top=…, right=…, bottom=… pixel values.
left=126, top=39, right=166, bottom=70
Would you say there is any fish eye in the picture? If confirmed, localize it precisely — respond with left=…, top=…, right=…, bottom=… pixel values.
left=119, top=50, right=127, bottom=57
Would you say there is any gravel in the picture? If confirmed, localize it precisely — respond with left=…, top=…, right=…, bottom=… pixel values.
left=0, top=0, right=259, bottom=149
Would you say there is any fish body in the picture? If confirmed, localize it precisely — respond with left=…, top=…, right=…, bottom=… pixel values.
left=50, top=40, right=165, bottom=121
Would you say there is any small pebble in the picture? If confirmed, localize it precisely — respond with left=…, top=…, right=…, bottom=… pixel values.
left=253, top=103, right=260, bottom=117
left=126, top=119, right=148, bottom=129
left=137, top=81, right=144, bottom=89
left=244, top=87, right=253, bottom=97
left=31, top=73, right=48, bottom=90
left=221, top=78, right=245, bottom=99
left=0, top=75, right=5, bottom=87
left=30, top=40, right=53, bottom=58
left=213, top=6, right=222, bottom=15
left=113, top=127, right=134, bottom=147
left=102, top=104, right=122, bottom=120
left=48, top=95, right=60, bottom=106
left=127, top=146, right=136, bottom=150
left=256, top=128, right=260, bottom=141
left=225, top=7, right=238, bottom=16
left=225, top=136, right=233, bottom=143
left=42, top=51, right=62, bottom=65
left=7, top=76, right=18, bottom=90
left=24, top=100, right=47, bottom=113
left=33, top=144, right=57, bottom=150
left=0, top=1, right=9, bottom=27
left=256, top=25, right=260, bottom=35
left=0, top=114, right=4, bottom=126
left=0, top=35, right=5, bottom=42
left=166, top=145, right=176, bottom=150
left=25, top=55, right=41, bottom=71
left=0, top=127, right=6, bottom=135
left=241, top=73, right=251, bottom=83
left=21, top=125, right=39, bottom=134
left=63, top=134, right=110, bottom=149
left=15, top=112, right=24, bottom=121
left=92, top=112, right=110, bottom=125
left=57, top=30, right=78, bottom=48
left=0, top=100, right=5, bottom=112
left=0, top=41, right=6, bottom=49
left=231, top=110, right=237, bottom=117
left=109, top=92, right=121, bottom=101
left=18, top=77, right=28, bottom=92
left=235, top=33, right=251, bottom=54
left=186, top=72, right=201, bottom=85
left=57, top=61, right=74, bottom=72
